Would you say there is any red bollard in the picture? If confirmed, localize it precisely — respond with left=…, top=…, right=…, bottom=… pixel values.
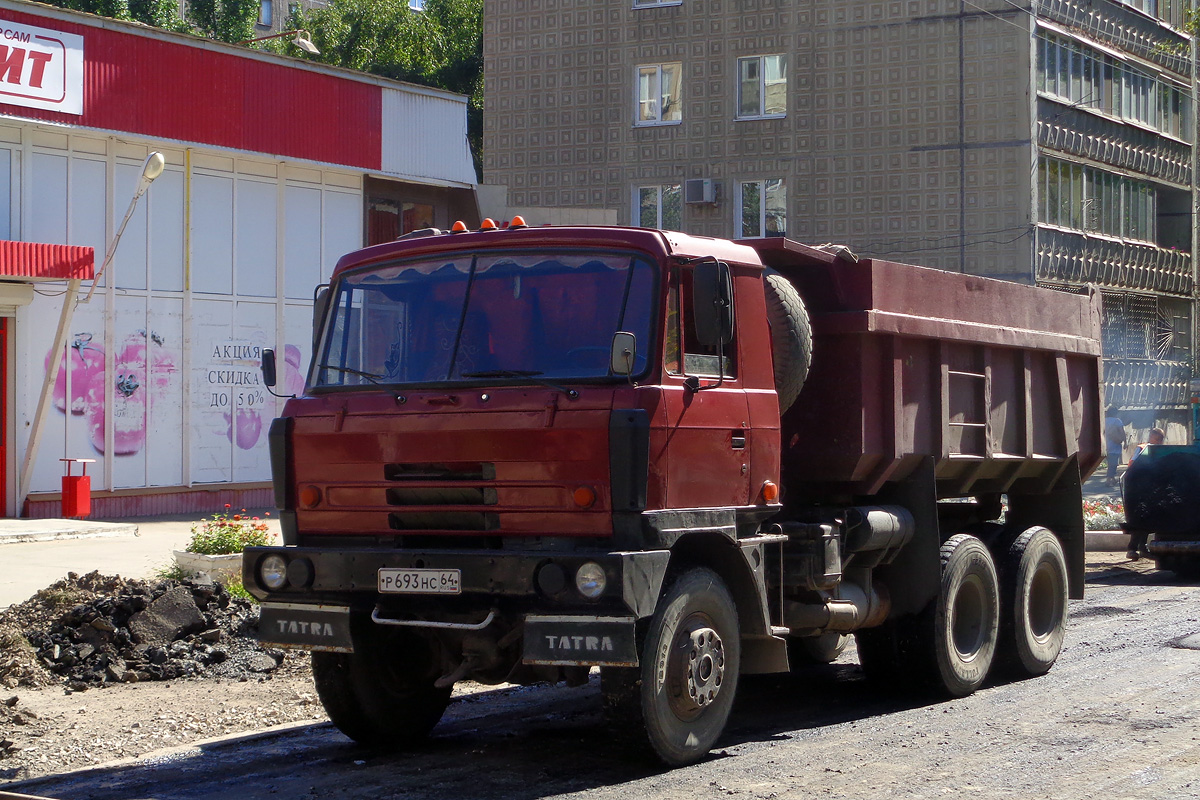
left=60, top=458, right=96, bottom=519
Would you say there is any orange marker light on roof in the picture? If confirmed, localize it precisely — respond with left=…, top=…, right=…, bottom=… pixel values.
left=450, top=220, right=469, bottom=233
left=509, top=215, right=528, bottom=229
left=479, top=218, right=498, bottom=231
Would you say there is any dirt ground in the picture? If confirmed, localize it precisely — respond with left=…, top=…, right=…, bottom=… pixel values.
left=0, top=552, right=1159, bottom=787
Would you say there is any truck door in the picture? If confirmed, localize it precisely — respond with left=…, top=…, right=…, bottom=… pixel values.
left=660, top=264, right=751, bottom=509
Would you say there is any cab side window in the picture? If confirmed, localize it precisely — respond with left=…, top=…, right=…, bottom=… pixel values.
left=664, top=266, right=736, bottom=378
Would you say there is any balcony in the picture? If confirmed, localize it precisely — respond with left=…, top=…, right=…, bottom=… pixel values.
left=1103, top=358, right=1191, bottom=410
left=1036, top=227, right=1192, bottom=295
left=1037, top=101, right=1191, bottom=189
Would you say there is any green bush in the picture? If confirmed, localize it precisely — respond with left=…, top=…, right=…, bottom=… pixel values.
left=186, top=505, right=275, bottom=555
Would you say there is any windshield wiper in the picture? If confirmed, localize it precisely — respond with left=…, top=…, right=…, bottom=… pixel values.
left=461, top=369, right=579, bottom=399
left=462, top=369, right=544, bottom=378
left=318, top=364, right=385, bottom=384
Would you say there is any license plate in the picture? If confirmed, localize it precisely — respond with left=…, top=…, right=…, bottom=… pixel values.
left=378, top=568, right=462, bottom=594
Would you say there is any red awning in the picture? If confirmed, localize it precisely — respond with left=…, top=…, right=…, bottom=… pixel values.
left=0, top=240, right=94, bottom=280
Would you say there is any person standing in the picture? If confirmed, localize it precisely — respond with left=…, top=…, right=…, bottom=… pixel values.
left=1104, top=407, right=1126, bottom=487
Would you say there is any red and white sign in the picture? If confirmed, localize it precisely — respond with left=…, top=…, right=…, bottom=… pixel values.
left=0, top=19, right=82, bottom=115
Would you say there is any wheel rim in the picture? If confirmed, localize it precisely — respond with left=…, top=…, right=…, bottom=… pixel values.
left=666, top=619, right=726, bottom=720
left=1027, top=558, right=1065, bottom=641
left=951, top=574, right=988, bottom=660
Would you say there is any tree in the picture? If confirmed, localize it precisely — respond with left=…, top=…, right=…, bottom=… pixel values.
left=37, top=0, right=259, bottom=42
left=281, top=0, right=483, bottom=178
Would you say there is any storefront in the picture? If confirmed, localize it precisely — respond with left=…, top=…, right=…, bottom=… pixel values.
left=0, top=2, right=478, bottom=517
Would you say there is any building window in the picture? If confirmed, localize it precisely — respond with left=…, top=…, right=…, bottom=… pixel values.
left=1036, top=32, right=1191, bottom=142
left=636, top=63, right=682, bottom=125
left=737, top=179, right=786, bottom=238
left=636, top=184, right=682, bottom=231
left=1038, top=157, right=1156, bottom=243
left=634, top=0, right=683, bottom=6
left=258, top=0, right=272, bottom=26
left=409, top=0, right=425, bottom=8
left=737, top=55, right=787, bottom=118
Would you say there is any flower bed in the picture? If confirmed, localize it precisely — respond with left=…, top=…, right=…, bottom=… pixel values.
left=1083, top=498, right=1125, bottom=531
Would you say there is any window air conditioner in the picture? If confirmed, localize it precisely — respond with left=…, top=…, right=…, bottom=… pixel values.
left=684, top=178, right=716, bottom=204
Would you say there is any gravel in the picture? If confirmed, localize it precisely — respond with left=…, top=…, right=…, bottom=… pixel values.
left=0, top=571, right=320, bottom=782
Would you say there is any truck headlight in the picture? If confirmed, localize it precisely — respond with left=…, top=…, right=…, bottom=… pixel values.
left=575, top=562, right=607, bottom=599
left=260, top=554, right=289, bottom=590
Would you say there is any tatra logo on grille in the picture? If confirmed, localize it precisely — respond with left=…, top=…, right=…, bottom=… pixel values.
left=274, top=619, right=337, bottom=637
left=543, top=634, right=615, bottom=652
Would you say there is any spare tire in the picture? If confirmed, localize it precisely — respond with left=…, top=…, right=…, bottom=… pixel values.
left=763, top=268, right=812, bottom=413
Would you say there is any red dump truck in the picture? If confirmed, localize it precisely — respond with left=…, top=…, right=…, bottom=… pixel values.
left=245, top=223, right=1103, bottom=766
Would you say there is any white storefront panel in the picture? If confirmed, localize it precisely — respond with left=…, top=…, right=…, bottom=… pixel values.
left=16, top=127, right=363, bottom=495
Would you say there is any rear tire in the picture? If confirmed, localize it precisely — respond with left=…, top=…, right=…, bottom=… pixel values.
left=999, top=527, right=1068, bottom=677
left=602, top=567, right=740, bottom=766
left=857, top=534, right=999, bottom=697
left=312, top=624, right=451, bottom=748
left=932, top=534, right=1000, bottom=697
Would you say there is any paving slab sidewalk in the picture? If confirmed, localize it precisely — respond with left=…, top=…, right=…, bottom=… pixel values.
left=0, top=512, right=280, bottom=610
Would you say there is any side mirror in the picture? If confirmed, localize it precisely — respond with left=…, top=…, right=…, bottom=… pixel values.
left=691, top=260, right=733, bottom=347
left=261, top=348, right=278, bottom=388
left=610, top=332, right=637, bottom=376
left=312, top=284, right=331, bottom=351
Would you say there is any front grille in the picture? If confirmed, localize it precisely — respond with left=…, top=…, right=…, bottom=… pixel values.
left=382, top=461, right=500, bottom=532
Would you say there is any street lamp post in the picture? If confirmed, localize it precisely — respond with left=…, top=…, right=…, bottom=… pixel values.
left=18, top=152, right=166, bottom=514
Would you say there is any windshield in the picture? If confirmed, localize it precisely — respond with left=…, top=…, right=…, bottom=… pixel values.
left=313, top=250, right=656, bottom=388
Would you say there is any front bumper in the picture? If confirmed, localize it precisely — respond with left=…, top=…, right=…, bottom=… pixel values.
left=243, top=545, right=670, bottom=619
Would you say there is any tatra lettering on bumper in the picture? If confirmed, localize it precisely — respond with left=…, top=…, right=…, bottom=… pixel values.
left=257, top=603, right=353, bottom=653
left=522, top=615, right=638, bottom=667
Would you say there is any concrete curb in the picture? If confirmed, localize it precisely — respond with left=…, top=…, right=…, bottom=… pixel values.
left=0, top=519, right=138, bottom=545
left=1084, top=531, right=1128, bottom=552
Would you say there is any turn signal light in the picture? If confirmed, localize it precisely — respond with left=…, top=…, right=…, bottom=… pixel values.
left=479, top=218, right=498, bottom=231
left=761, top=480, right=780, bottom=503
left=573, top=486, right=597, bottom=508
left=299, top=485, right=322, bottom=508
left=450, top=220, right=469, bottom=233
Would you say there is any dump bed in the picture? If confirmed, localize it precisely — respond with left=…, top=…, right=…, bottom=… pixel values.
left=749, top=239, right=1104, bottom=497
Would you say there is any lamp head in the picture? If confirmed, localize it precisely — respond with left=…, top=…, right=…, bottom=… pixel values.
left=136, top=152, right=165, bottom=195
left=293, top=30, right=320, bottom=55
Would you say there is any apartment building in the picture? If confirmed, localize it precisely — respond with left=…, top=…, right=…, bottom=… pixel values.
left=482, top=0, right=1198, bottom=437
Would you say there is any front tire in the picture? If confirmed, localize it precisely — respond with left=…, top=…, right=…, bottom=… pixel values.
left=312, top=624, right=451, bottom=748
left=603, top=567, right=740, bottom=766
left=999, top=527, right=1068, bottom=677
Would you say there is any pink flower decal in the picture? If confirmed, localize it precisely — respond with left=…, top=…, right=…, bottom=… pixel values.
left=283, top=344, right=305, bottom=397
left=224, top=408, right=263, bottom=450
left=45, top=333, right=105, bottom=415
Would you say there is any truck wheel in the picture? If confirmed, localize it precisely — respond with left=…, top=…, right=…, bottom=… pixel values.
left=312, top=626, right=451, bottom=748
left=932, top=534, right=1000, bottom=697
left=602, top=567, right=740, bottom=766
left=999, top=527, right=1068, bottom=677
left=788, top=632, right=848, bottom=665
left=763, top=268, right=812, bottom=413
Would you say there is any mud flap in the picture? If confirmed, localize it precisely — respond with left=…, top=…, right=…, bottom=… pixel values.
left=522, top=615, right=639, bottom=667
left=257, top=603, right=353, bottom=652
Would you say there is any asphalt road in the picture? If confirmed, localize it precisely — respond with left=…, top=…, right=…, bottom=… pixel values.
left=12, top=554, right=1200, bottom=800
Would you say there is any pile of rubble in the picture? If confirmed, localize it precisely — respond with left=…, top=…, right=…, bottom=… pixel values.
left=0, top=571, right=303, bottom=690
